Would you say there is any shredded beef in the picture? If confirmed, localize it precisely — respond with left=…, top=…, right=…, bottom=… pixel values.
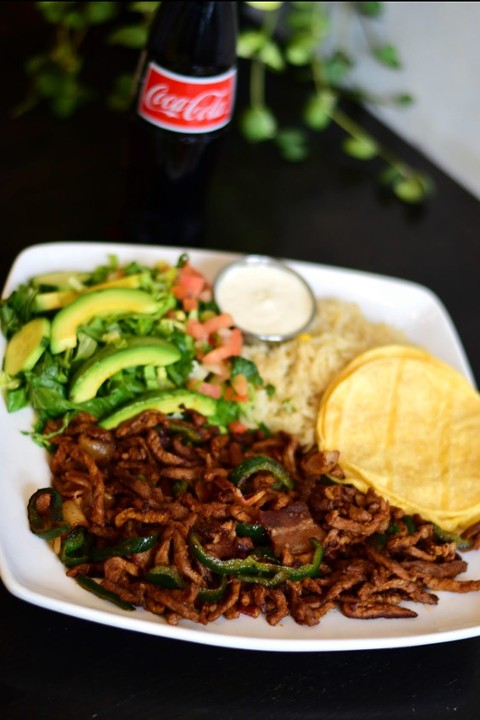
left=46, top=411, right=480, bottom=627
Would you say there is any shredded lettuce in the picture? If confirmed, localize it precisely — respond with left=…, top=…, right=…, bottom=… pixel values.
left=0, top=254, right=265, bottom=437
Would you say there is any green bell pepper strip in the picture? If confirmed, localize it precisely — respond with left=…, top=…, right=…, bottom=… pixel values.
left=228, top=455, right=294, bottom=492
left=236, top=522, right=269, bottom=544
left=189, top=533, right=323, bottom=585
left=197, top=576, right=228, bottom=603
left=76, top=576, right=135, bottom=611
left=145, top=565, right=187, bottom=589
left=60, top=527, right=91, bottom=567
left=172, top=480, right=189, bottom=496
left=402, top=515, right=417, bottom=534
left=433, top=525, right=472, bottom=551
left=190, top=532, right=282, bottom=576
left=236, top=570, right=292, bottom=587
left=168, top=420, right=204, bottom=443
left=145, top=565, right=228, bottom=600
left=27, top=488, right=71, bottom=541
left=91, top=534, right=158, bottom=561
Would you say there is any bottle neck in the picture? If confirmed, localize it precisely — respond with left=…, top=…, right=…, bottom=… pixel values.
left=146, top=1, right=237, bottom=77
left=136, top=1, right=238, bottom=135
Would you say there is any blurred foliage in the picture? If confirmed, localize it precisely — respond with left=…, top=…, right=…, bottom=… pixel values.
left=13, top=1, right=432, bottom=203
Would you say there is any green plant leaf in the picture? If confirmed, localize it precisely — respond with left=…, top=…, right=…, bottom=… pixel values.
left=258, top=40, right=285, bottom=71
left=63, top=10, right=88, bottom=30
left=237, top=30, right=266, bottom=58
left=393, top=93, right=414, bottom=106
left=85, top=2, right=119, bottom=25
left=377, top=166, right=402, bottom=186
left=285, top=34, right=318, bottom=66
left=37, top=1, right=73, bottom=24
left=393, top=174, right=432, bottom=203
left=322, top=51, right=353, bottom=85
left=34, top=69, right=67, bottom=98
left=128, top=1, right=160, bottom=14
left=303, top=90, right=336, bottom=130
left=246, top=1, right=283, bottom=10
left=286, top=5, right=329, bottom=37
left=275, top=129, right=309, bottom=162
left=50, top=81, right=93, bottom=118
left=356, top=2, right=383, bottom=17
left=342, top=136, right=378, bottom=160
left=373, top=44, right=401, bottom=69
left=107, top=24, right=148, bottom=48
left=240, top=106, right=277, bottom=142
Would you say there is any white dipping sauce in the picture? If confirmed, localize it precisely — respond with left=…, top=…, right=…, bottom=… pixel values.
left=214, top=258, right=316, bottom=340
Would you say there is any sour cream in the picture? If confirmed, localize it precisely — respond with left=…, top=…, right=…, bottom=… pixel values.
left=213, top=256, right=316, bottom=341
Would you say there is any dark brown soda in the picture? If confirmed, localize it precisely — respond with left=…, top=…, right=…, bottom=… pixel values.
left=124, top=1, right=237, bottom=247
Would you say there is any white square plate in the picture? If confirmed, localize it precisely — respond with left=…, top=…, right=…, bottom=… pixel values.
left=0, top=242, right=478, bottom=652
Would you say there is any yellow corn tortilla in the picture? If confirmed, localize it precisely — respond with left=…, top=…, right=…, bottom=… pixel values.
left=316, top=344, right=480, bottom=531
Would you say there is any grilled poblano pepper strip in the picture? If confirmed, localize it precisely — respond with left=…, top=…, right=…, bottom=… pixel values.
left=433, top=524, right=472, bottom=551
left=27, top=488, right=71, bottom=541
left=60, top=526, right=91, bottom=567
left=197, top=576, right=228, bottom=602
left=145, top=565, right=187, bottom=589
left=236, top=522, right=269, bottom=544
left=76, top=576, right=135, bottom=611
left=91, top=534, right=158, bottom=561
left=189, top=533, right=323, bottom=586
left=167, top=420, right=205, bottom=443
left=145, top=566, right=228, bottom=601
left=228, top=455, right=294, bottom=492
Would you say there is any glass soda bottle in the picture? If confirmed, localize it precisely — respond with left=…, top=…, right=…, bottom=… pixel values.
left=125, top=1, right=238, bottom=247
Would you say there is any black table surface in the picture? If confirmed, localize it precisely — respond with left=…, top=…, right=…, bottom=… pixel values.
left=2, top=8, right=480, bottom=720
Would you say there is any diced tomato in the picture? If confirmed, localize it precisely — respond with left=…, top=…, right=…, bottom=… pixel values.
left=202, top=328, right=243, bottom=364
left=228, top=420, right=250, bottom=434
left=182, top=297, right=198, bottom=312
left=178, top=272, right=205, bottom=296
left=186, top=313, right=235, bottom=343
left=224, top=386, right=248, bottom=403
left=201, top=360, right=231, bottom=381
left=202, top=313, right=234, bottom=336
left=186, top=319, right=206, bottom=339
left=172, top=284, right=187, bottom=300
left=172, top=262, right=211, bottom=311
left=202, top=346, right=230, bottom=364
left=194, top=381, right=223, bottom=399
left=231, top=373, right=248, bottom=397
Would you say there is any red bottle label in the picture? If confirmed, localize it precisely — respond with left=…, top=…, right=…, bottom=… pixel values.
left=138, top=62, right=236, bottom=133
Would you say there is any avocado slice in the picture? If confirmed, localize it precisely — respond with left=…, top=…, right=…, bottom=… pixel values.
left=4, top=317, right=51, bottom=376
left=31, top=271, right=90, bottom=289
left=33, top=290, right=78, bottom=313
left=33, top=274, right=148, bottom=313
left=86, top=273, right=146, bottom=292
left=50, top=288, right=160, bottom=354
left=69, top=337, right=181, bottom=402
left=99, top=389, right=217, bottom=429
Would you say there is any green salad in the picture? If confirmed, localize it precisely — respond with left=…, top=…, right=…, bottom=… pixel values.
left=0, top=253, right=266, bottom=443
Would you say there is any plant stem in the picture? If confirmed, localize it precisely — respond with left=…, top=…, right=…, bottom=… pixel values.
left=250, top=57, right=265, bottom=107
left=332, top=106, right=411, bottom=174
left=249, top=7, right=281, bottom=109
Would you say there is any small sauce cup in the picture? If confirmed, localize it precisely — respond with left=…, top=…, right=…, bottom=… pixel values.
left=213, top=255, right=317, bottom=342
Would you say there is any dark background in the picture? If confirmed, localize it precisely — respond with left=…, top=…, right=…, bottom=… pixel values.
left=2, top=3, right=480, bottom=719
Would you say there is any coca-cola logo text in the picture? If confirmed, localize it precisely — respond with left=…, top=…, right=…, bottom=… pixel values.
left=144, top=84, right=229, bottom=122
left=138, top=63, right=236, bottom=133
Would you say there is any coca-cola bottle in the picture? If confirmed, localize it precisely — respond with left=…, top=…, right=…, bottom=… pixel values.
left=124, top=1, right=237, bottom=247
